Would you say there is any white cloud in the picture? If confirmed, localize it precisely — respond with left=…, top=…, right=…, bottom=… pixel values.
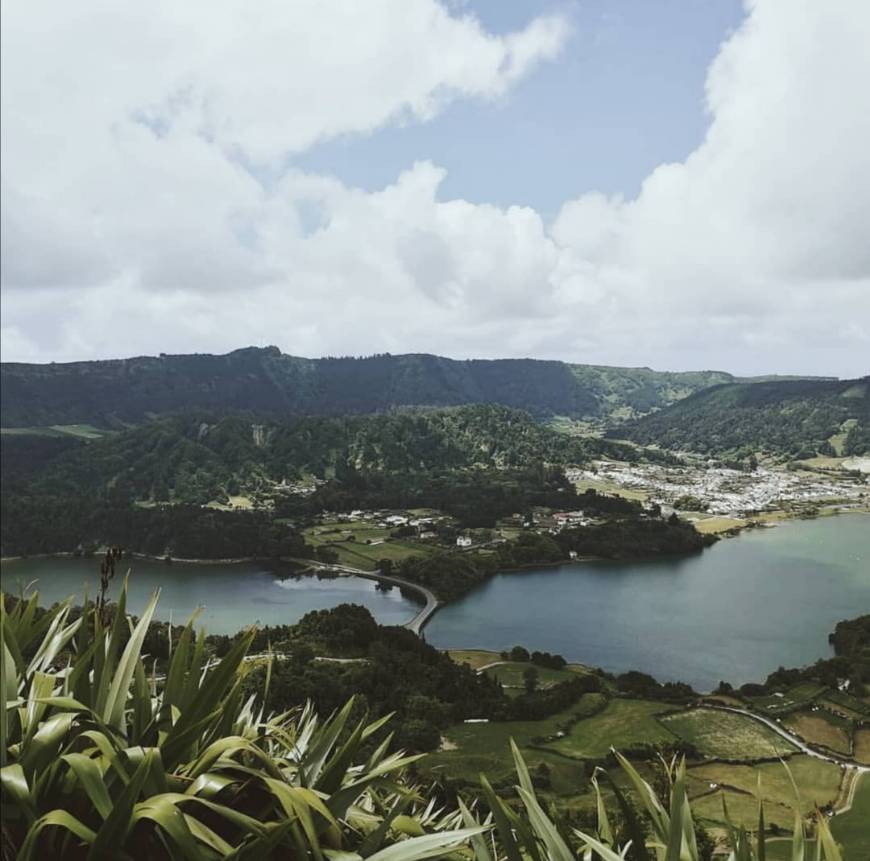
left=1, top=0, right=869, bottom=377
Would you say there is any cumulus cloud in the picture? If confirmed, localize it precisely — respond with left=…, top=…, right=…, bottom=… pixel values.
left=1, top=0, right=868, bottom=377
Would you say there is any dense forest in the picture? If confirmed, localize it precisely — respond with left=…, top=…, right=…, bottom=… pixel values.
left=613, top=376, right=869, bottom=460
left=1, top=346, right=763, bottom=426
left=0, top=501, right=310, bottom=559
left=0, top=405, right=674, bottom=508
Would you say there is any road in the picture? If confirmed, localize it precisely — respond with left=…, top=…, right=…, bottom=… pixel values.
left=703, top=704, right=868, bottom=770
left=305, top=561, right=440, bottom=635
left=700, top=704, right=868, bottom=819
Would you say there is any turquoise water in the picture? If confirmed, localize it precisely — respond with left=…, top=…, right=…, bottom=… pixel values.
left=425, top=515, right=869, bottom=690
left=0, top=557, right=420, bottom=633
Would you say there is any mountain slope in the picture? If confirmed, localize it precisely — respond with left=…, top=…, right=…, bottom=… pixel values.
left=1, top=347, right=743, bottom=426
left=613, top=377, right=870, bottom=459
left=5, top=405, right=661, bottom=506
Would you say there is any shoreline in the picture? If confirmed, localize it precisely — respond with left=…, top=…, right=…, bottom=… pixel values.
left=4, top=505, right=865, bottom=566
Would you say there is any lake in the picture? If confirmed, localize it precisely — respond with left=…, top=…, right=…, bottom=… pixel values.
left=2, top=515, right=867, bottom=690
left=0, top=557, right=420, bottom=632
left=425, top=514, right=869, bottom=690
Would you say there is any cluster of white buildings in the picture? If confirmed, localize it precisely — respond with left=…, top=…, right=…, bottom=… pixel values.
left=567, top=461, right=868, bottom=518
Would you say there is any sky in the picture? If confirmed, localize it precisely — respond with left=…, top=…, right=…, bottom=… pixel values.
left=1, top=0, right=868, bottom=377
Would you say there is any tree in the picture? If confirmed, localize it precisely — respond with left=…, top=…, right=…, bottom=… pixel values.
left=523, top=666, right=539, bottom=694
left=510, top=645, right=530, bottom=662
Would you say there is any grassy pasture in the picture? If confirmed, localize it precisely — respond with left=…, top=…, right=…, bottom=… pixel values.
left=853, top=728, right=870, bottom=765
left=304, top=519, right=434, bottom=571
left=749, top=682, right=827, bottom=716
left=447, top=649, right=503, bottom=670
left=822, top=688, right=870, bottom=718
left=660, top=708, right=797, bottom=760
left=830, top=772, right=870, bottom=858
left=693, top=790, right=793, bottom=831
left=425, top=703, right=585, bottom=786
left=544, top=698, right=676, bottom=759
left=571, top=477, right=648, bottom=502
left=782, top=710, right=851, bottom=755
left=423, top=694, right=643, bottom=811
left=688, top=756, right=842, bottom=816
left=693, top=516, right=747, bottom=534
left=484, top=662, right=577, bottom=695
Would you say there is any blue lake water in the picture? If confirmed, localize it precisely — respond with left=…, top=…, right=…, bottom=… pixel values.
left=3, top=515, right=867, bottom=690
left=425, top=514, right=869, bottom=690
left=0, top=557, right=419, bottom=632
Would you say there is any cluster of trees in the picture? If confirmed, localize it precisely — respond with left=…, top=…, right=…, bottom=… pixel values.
left=614, top=376, right=869, bottom=460
left=207, top=603, right=610, bottom=751
left=613, top=670, right=695, bottom=703
left=500, top=645, right=568, bottom=669
left=0, top=498, right=309, bottom=559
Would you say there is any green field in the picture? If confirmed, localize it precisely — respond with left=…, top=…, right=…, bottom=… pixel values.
left=693, top=789, right=794, bottom=831
left=660, top=708, right=797, bottom=760
left=688, top=756, right=842, bottom=816
left=571, top=476, right=648, bottom=502
left=822, top=688, right=870, bottom=719
left=830, top=772, right=870, bottom=858
left=303, top=520, right=435, bottom=571
left=423, top=694, right=651, bottom=809
left=782, top=710, right=852, bottom=755
left=447, top=649, right=503, bottom=670
left=693, top=516, right=747, bottom=534
left=748, top=682, right=827, bottom=716
left=425, top=703, right=585, bottom=786
left=544, top=698, right=676, bottom=759
left=483, top=661, right=577, bottom=695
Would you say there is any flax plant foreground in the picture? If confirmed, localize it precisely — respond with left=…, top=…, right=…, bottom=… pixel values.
left=1, top=581, right=845, bottom=860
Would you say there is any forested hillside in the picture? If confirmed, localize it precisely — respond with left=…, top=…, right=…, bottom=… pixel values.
left=1, top=346, right=745, bottom=426
left=0, top=405, right=679, bottom=555
left=613, top=376, right=869, bottom=460
left=2, top=405, right=662, bottom=506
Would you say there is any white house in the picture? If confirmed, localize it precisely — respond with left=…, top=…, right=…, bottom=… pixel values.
left=456, top=535, right=472, bottom=548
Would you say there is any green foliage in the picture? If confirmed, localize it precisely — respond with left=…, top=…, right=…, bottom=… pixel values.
left=614, top=376, right=869, bottom=459
left=0, top=584, right=482, bottom=860
left=1, top=347, right=742, bottom=427
left=0, top=501, right=310, bottom=559
left=4, top=405, right=642, bottom=505
left=0, top=584, right=851, bottom=860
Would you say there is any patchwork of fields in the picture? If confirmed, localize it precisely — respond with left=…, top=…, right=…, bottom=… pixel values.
left=428, top=661, right=869, bottom=849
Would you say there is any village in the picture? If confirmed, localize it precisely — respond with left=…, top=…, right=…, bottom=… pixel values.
left=567, top=458, right=869, bottom=522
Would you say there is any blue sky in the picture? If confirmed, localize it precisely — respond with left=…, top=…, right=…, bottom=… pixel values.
left=295, top=1, right=745, bottom=215
left=2, top=0, right=868, bottom=375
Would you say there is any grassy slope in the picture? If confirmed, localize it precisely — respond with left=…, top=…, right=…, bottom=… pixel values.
left=659, top=709, right=797, bottom=760
left=544, top=698, right=675, bottom=759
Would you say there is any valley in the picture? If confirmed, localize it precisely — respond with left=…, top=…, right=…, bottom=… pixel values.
left=1, top=349, right=868, bottom=857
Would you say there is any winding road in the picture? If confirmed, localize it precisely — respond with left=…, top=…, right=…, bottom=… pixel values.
left=699, top=704, right=868, bottom=819
left=703, top=704, right=868, bottom=770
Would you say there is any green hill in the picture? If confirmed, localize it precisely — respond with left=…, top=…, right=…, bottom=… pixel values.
left=613, top=377, right=870, bottom=460
left=1, top=347, right=744, bottom=426
left=4, top=405, right=655, bottom=506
